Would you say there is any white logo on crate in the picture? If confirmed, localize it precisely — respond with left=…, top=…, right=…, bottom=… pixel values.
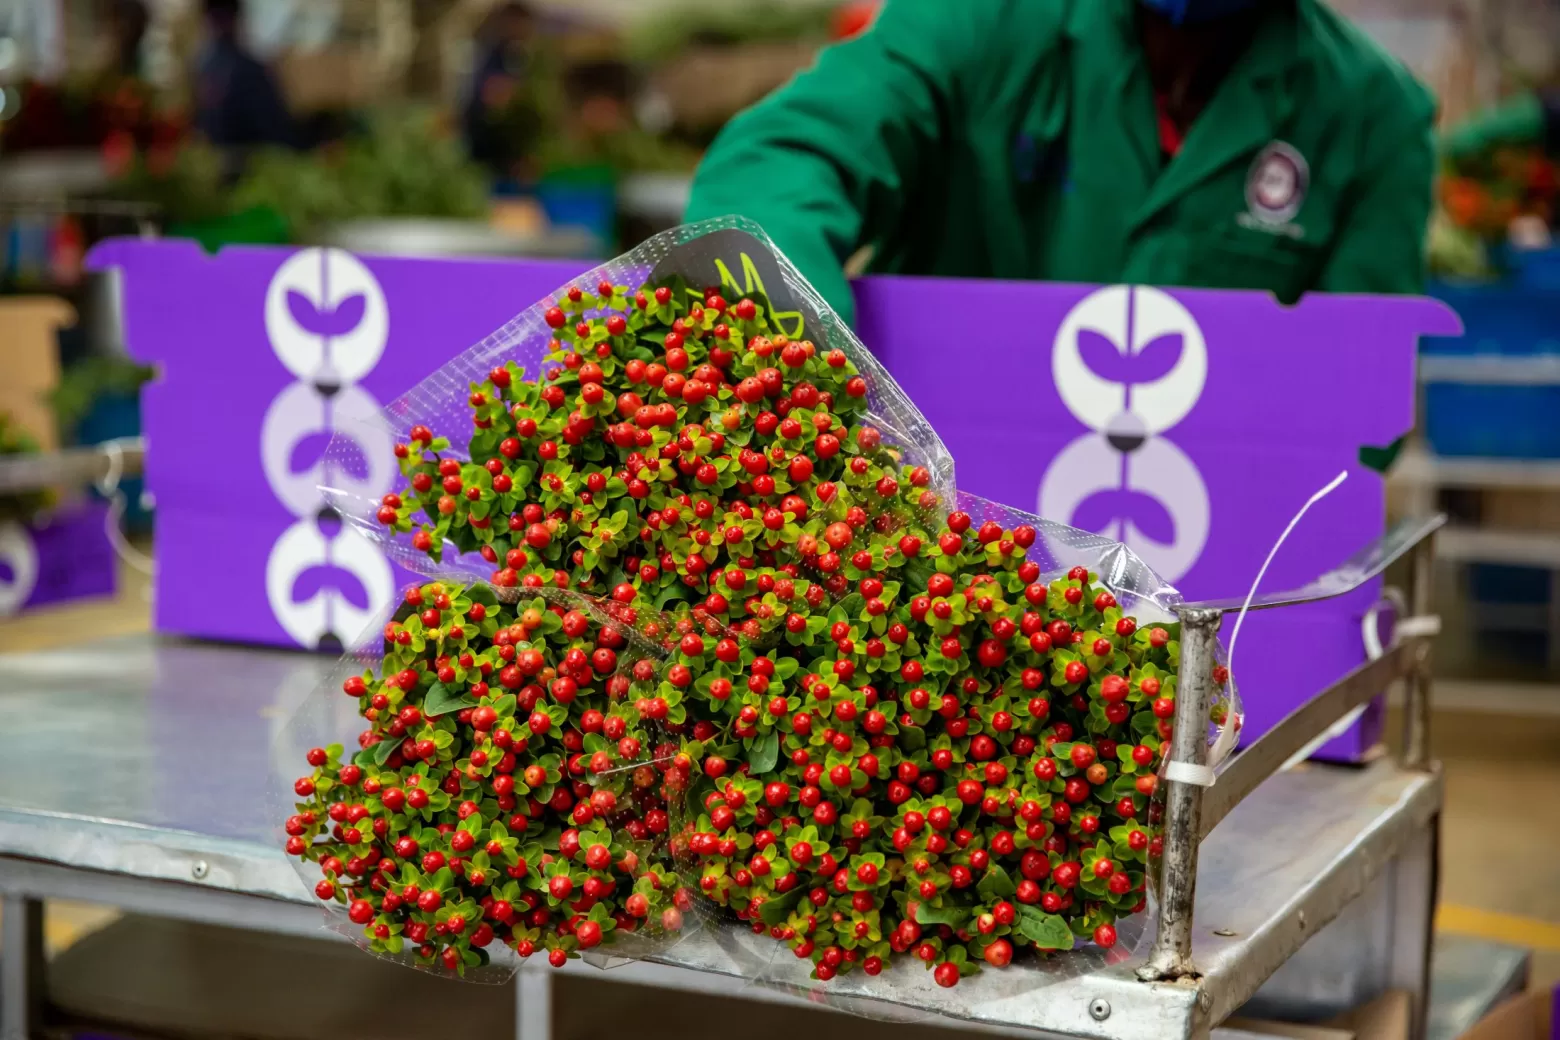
left=265, top=247, right=389, bottom=385
left=266, top=520, right=395, bottom=649
left=260, top=383, right=397, bottom=518
left=1040, top=286, right=1211, bottom=582
left=261, top=248, right=395, bottom=650
left=0, top=523, right=40, bottom=616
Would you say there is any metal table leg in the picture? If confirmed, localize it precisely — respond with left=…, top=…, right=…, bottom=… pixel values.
left=1, top=895, right=44, bottom=1040
left=1139, top=606, right=1221, bottom=982
left=1389, top=816, right=1440, bottom=1040
left=517, top=967, right=552, bottom=1040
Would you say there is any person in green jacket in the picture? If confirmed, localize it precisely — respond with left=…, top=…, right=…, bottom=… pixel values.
left=685, top=0, right=1437, bottom=325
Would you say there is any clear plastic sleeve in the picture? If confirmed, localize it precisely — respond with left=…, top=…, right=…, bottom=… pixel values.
left=272, top=579, right=709, bottom=979
left=282, top=219, right=1238, bottom=1014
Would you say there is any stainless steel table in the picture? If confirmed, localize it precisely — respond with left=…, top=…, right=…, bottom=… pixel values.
left=0, top=634, right=1442, bottom=1040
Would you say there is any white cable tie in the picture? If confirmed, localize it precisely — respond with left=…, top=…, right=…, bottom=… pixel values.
left=104, top=490, right=156, bottom=577
left=1282, top=591, right=1441, bottom=772
left=1396, top=615, right=1442, bottom=639
left=91, top=440, right=154, bottom=577
left=97, top=439, right=125, bottom=496
left=1173, top=469, right=1350, bottom=788
left=1163, top=761, right=1216, bottom=787
left=1361, top=588, right=1407, bottom=662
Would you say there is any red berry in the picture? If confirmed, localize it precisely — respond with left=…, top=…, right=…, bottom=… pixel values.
left=982, top=939, right=1013, bottom=967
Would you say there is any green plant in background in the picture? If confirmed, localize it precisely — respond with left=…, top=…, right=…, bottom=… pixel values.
left=532, top=56, right=699, bottom=179
left=231, top=108, right=490, bottom=241
left=1427, top=210, right=1492, bottom=280
left=228, top=147, right=360, bottom=241
left=49, top=356, right=155, bottom=442
left=337, top=108, right=491, bottom=220
left=535, top=123, right=700, bottom=177
left=0, top=414, right=56, bottom=525
left=110, top=106, right=492, bottom=245
left=624, top=0, right=834, bottom=62
left=110, top=140, right=230, bottom=226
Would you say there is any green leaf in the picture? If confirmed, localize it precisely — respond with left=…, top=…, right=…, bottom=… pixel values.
left=976, top=864, right=1016, bottom=901
left=758, top=887, right=804, bottom=925
left=655, top=585, right=689, bottom=610
left=913, top=902, right=969, bottom=928
left=373, top=738, right=398, bottom=766
left=832, top=593, right=864, bottom=619
left=423, top=682, right=470, bottom=719
left=1015, top=907, right=1074, bottom=950
left=899, top=725, right=926, bottom=751
left=748, top=731, right=779, bottom=775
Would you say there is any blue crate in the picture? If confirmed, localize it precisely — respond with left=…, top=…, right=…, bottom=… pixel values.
left=1423, top=382, right=1560, bottom=458
left=535, top=181, right=616, bottom=246
left=1504, top=245, right=1560, bottom=291
left=1424, top=281, right=1560, bottom=356
left=1422, top=279, right=1560, bottom=458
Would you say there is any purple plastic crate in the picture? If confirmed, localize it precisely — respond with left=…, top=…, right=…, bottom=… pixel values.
left=87, top=238, right=1461, bottom=763
left=0, top=499, right=118, bottom=615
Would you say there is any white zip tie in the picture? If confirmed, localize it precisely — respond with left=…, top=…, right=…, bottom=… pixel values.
left=97, top=439, right=155, bottom=578
left=1164, top=469, right=1350, bottom=788
left=1279, top=589, right=1440, bottom=771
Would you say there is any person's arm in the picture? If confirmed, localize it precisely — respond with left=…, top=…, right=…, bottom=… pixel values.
left=1318, top=96, right=1436, bottom=294
left=685, top=0, right=1013, bottom=323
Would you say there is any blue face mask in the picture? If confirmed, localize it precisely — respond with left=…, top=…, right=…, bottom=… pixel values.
left=1140, top=0, right=1264, bottom=24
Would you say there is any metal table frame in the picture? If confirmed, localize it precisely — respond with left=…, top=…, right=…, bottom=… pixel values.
left=0, top=518, right=1445, bottom=1040
left=1142, top=517, right=1441, bottom=987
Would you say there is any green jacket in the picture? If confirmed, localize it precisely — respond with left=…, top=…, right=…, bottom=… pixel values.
left=686, top=0, right=1436, bottom=324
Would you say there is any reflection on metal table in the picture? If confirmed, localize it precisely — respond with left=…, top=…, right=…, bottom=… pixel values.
left=0, top=631, right=1440, bottom=1040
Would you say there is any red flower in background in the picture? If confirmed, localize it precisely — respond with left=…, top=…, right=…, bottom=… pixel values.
left=101, top=129, right=137, bottom=178
left=831, top=1, right=880, bottom=40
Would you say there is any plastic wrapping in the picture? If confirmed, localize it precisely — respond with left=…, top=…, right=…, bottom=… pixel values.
left=272, top=580, right=712, bottom=979
left=281, top=218, right=1238, bottom=1008
left=322, top=217, right=956, bottom=575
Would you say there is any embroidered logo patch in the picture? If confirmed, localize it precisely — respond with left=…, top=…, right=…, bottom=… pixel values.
left=1245, top=141, right=1308, bottom=226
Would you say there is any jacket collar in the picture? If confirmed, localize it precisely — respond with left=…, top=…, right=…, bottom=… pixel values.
left=1065, top=0, right=1314, bottom=231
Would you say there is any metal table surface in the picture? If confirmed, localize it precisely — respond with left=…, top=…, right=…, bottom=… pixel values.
left=0, top=636, right=1442, bottom=1040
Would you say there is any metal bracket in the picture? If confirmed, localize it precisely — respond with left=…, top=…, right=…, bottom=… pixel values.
left=1138, top=518, right=1444, bottom=985
left=1138, top=606, right=1221, bottom=982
